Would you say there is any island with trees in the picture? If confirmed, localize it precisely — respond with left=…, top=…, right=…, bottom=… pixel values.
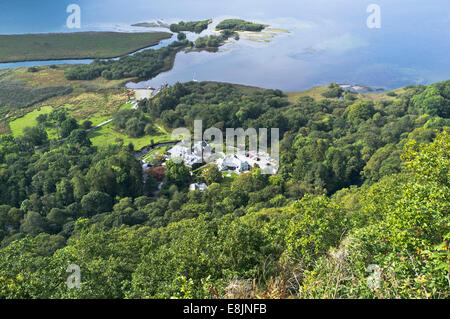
left=169, top=19, right=213, bottom=33
left=132, top=21, right=170, bottom=29
left=216, top=18, right=267, bottom=32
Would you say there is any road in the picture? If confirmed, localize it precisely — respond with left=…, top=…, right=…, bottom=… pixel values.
left=90, top=119, right=113, bottom=130
left=89, top=102, right=137, bottom=131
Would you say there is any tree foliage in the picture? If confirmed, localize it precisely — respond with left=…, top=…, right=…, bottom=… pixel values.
left=0, top=78, right=449, bottom=299
left=170, top=20, right=212, bottom=33
left=216, top=19, right=265, bottom=32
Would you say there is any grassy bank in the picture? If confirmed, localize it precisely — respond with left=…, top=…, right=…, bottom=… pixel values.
left=9, top=106, right=54, bottom=137
left=0, top=32, right=172, bottom=63
left=0, top=80, right=72, bottom=110
left=286, top=86, right=403, bottom=103
left=88, top=122, right=172, bottom=150
left=1, top=65, right=133, bottom=89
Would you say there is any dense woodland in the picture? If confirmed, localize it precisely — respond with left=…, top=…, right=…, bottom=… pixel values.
left=64, top=41, right=190, bottom=81
left=0, top=79, right=449, bottom=298
left=112, top=109, right=157, bottom=138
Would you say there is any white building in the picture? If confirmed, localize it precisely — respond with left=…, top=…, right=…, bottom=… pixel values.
left=189, top=183, right=208, bottom=192
left=166, top=142, right=279, bottom=175
left=166, top=141, right=209, bottom=167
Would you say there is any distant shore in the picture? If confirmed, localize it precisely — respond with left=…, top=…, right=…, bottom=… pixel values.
left=0, top=31, right=172, bottom=63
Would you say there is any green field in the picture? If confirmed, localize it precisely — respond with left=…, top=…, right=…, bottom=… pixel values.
left=8, top=103, right=174, bottom=149
left=9, top=106, right=53, bottom=137
left=3, top=65, right=176, bottom=150
left=0, top=32, right=172, bottom=63
left=286, top=85, right=402, bottom=103
left=88, top=122, right=173, bottom=150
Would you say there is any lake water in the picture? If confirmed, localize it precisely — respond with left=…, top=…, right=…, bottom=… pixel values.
left=1, top=0, right=449, bottom=91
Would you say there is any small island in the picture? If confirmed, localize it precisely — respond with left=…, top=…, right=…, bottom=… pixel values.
left=190, top=19, right=268, bottom=51
left=131, top=20, right=170, bottom=28
left=216, top=19, right=266, bottom=32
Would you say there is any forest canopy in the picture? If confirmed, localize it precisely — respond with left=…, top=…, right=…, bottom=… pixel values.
left=0, top=78, right=449, bottom=299
left=64, top=41, right=190, bottom=81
